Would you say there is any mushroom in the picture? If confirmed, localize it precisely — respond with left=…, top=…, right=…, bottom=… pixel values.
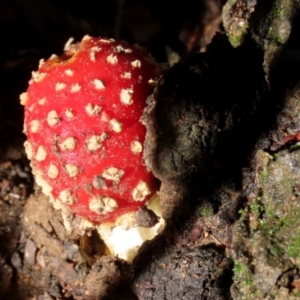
left=21, top=36, right=164, bottom=262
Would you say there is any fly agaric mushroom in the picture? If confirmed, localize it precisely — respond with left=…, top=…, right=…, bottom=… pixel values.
left=21, top=36, right=164, bottom=261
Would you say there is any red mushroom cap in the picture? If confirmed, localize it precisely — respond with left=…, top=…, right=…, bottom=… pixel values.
left=22, top=36, right=161, bottom=224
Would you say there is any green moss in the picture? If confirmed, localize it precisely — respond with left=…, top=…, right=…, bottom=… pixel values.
left=258, top=216, right=286, bottom=260
left=266, top=0, right=291, bottom=44
left=232, top=150, right=300, bottom=298
left=238, top=207, right=247, bottom=218
left=268, top=26, right=274, bottom=38
left=200, top=206, right=214, bottom=217
left=227, top=34, right=243, bottom=48
left=287, top=227, right=300, bottom=264
left=232, top=260, right=259, bottom=299
left=260, top=207, right=300, bottom=267
left=268, top=0, right=283, bottom=21
left=250, top=201, right=261, bottom=217
left=268, top=217, right=286, bottom=235
left=258, top=167, right=269, bottom=184
left=249, top=197, right=265, bottom=230
left=265, top=0, right=284, bottom=41
left=233, top=260, right=254, bottom=286
left=289, top=142, right=300, bottom=151
left=295, top=291, right=300, bottom=297
left=285, top=209, right=300, bottom=265
left=264, top=205, right=275, bottom=219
